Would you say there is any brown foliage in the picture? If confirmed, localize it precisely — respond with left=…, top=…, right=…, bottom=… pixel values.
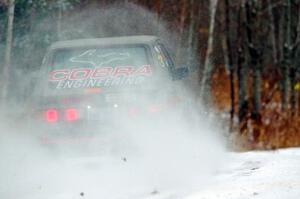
left=212, top=66, right=300, bottom=150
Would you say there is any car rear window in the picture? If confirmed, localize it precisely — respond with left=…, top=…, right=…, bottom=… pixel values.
left=44, top=45, right=154, bottom=95
left=50, top=46, right=150, bottom=69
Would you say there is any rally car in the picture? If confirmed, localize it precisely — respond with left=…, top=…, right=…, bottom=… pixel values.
left=30, top=36, right=189, bottom=142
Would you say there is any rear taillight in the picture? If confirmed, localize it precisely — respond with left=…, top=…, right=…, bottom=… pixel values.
left=65, top=108, right=78, bottom=121
left=45, top=109, right=58, bottom=123
left=148, top=104, right=162, bottom=113
left=128, top=107, right=139, bottom=117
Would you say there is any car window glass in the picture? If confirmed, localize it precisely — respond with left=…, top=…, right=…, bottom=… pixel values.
left=50, top=46, right=150, bottom=70
left=154, top=45, right=170, bottom=68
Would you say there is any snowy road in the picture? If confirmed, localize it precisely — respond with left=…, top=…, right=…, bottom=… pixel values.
left=1, top=117, right=299, bottom=199
left=186, top=148, right=300, bottom=199
left=2, top=145, right=300, bottom=199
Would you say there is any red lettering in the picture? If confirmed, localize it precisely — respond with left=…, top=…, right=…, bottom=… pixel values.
left=113, top=67, right=133, bottom=77
left=134, top=65, right=152, bottom=76
left=70, top=68, right=92, bottom=80
left=49, top=65, right=152, bottom=81
left=91, top=67, right=113, bottom=79
left=49, top=69, right=70, bottom=81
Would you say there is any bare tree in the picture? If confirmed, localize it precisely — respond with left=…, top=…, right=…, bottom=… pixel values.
left=293, top=4, right=300, bottom=115
left=57, top=5, right=63, bottom=40
left=155, top=0, right=161, bottom=34
left=186, top=0, right=196, bottom=67
left=224, top=0, right=235, bottom=130
left=267, top=0, right=278, bottom=64
left=289, top=2, right=300, bottom=115
left=177, top=0, right=187, bottom=49
left=245, top=0, right=263, bottom=118
left=237, top=0, right=248, bottom=124
left=200, top=0, right=218, bottom=103
left=281, top=0, right=292, bottom=111
left=1, top=0, right=15, bottom=103
left=182, top=0, right=202, bottom=71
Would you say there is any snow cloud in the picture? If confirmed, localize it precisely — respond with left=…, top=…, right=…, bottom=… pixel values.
left=0, top=3, right=226, bottom=199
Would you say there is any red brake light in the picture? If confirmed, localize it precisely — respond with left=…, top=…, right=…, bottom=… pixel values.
left=45, top=109, right=58, bottom=123
left=65, top=108, right=78, bottom=121
left=128, top=107, right=139, bottom=117
left=148, top=104, right=162, bottom=113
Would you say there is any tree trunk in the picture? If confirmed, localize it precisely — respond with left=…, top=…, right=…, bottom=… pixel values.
left=187, top=0, right=195, bottom=67
left=282, top=0, right=292, bottom=111
left=192, top=1, right=202, bottom=70
left=221, top=34, right=230, bottom=74
left=200, top=0, right=218, bottom=104
left=155, top=0, right=161, bottom=34
left=267, top=0, right=278, bottom=64
left=245, top=0, right=262, bottom=117
left=224, top=0, right=235, bottom=131
left=57, top=6, right=63, bottom=40
left=290, top=4, right=300, bottom=115
left=237, top=1, right=248, bottom=123
left=290, top=66, right=296, bottom=115
left=296, top=8, right=300, bottom=115
left=176, top=0, right=187, bottom=59
left=252, top=64, right=262, bottom=115
left=2, top=0, right=15, bottom=103
left=276, top=3, right=285, bottom=110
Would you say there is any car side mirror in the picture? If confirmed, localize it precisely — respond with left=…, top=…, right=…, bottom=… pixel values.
left=173, top=67, right=189, bottom=80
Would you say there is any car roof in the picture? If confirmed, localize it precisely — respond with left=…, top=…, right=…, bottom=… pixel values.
left=49, top=35, right=159, bottom=50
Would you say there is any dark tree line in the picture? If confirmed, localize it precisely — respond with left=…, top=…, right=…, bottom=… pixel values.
left=236, top=1, right=300, bottom=127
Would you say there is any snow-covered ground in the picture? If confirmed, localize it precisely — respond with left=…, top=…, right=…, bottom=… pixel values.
left=186, top=148, right=300, bottom=199
left=1, top=111, right=299, bottom=199
left=1, top=145, right=300, bottom=199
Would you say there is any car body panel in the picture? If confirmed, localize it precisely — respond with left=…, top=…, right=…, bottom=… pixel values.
left=29, top=36, right=187, bottom=142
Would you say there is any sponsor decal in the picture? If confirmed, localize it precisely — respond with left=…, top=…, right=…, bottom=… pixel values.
left=48, top=65, right=152, bottom=89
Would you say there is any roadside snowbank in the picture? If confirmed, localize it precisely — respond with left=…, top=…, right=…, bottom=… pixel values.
left=186, top=148, right=300, bottom=199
